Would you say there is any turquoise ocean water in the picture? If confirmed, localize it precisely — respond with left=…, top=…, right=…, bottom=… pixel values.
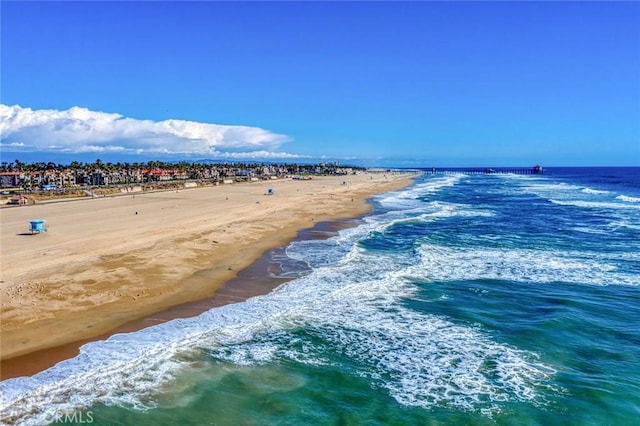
left=1, top=167, right=639, bottom=425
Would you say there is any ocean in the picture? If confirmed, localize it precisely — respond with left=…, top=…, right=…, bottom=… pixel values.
left=1, top=167, right=639, bottom=425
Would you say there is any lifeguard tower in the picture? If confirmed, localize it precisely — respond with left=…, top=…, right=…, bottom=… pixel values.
left=29, top=219, right=48, bottom=234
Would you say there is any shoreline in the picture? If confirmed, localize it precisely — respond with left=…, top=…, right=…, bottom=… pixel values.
left=1, top=173, right=418, bottom=379
left=0, top=219, right=355, bottom=379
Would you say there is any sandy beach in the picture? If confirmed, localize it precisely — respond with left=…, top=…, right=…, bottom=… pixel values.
left=0, top=172, right=416, bottom=376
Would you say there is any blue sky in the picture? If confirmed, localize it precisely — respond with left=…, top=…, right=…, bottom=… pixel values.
left=1, top=1, right=639, bottom=167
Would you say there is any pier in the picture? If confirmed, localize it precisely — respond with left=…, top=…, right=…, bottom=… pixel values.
left=427, top=165, right=543, bottom=175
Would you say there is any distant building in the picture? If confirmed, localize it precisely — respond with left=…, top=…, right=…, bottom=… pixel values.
left=0, top=172, right=21, bottom=187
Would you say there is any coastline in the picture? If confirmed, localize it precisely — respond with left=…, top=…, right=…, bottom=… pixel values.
left=1, top=172, right=418, bottom=379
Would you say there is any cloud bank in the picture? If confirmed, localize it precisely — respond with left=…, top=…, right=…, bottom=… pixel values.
left=0, top=104, right=303, bottom=158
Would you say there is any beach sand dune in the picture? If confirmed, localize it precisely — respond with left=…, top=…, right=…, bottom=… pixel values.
left=0, top=173, right=415, bottom=366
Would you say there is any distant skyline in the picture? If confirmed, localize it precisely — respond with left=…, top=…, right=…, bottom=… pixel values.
left=1, top=1, right=639, bottom=167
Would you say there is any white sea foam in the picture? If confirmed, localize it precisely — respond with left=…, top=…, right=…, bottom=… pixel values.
left=499, top=175, right=601, bottom=199
left=285, top=199, right=489, bottom=268
left=616, top=195, right=640, bottom=203
left=377, top=174, right=463, bottom=209
left=501, top=175, right=640, bottom=213
left=207, top=262, right=556, bottom=415
left=608, top=220, right=640, bottom=231
left=519, top=181, right=583, bottom=195
left=571, top=226, right=609, bottom=235
left=366, top=200, right=494, bottom=239
left=582, top=188, right=610, bottom=195
left=550, top=199, right=640, bottom=210
left=409, top=244, right=639, bottom=287
left=0, top=202, right=558, bottom=424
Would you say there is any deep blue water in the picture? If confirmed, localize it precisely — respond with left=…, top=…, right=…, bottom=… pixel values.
left=1, top=167, right=639, bottom=425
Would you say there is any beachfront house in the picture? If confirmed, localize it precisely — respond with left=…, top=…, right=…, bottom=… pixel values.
left=41, top=169, right=76, bottom=188
left=147, top=168, right=190, bottom=182
left=91, top=170, right=107, bottom=186
left=0, top=172, right=22, bottom=188
left=232, top=168, right=255, bottom=181
left=21, top=171, right=46, bottom=190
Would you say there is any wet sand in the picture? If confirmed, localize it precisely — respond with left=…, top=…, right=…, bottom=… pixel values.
left=0, top=219, right=357, bottom=379
left=1, top=173, right=417, bottom=379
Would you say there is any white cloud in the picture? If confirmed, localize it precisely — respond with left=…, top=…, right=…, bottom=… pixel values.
left=0, top=104, right=302, bottom=158
left=212, top=150, right=307, bottom=159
